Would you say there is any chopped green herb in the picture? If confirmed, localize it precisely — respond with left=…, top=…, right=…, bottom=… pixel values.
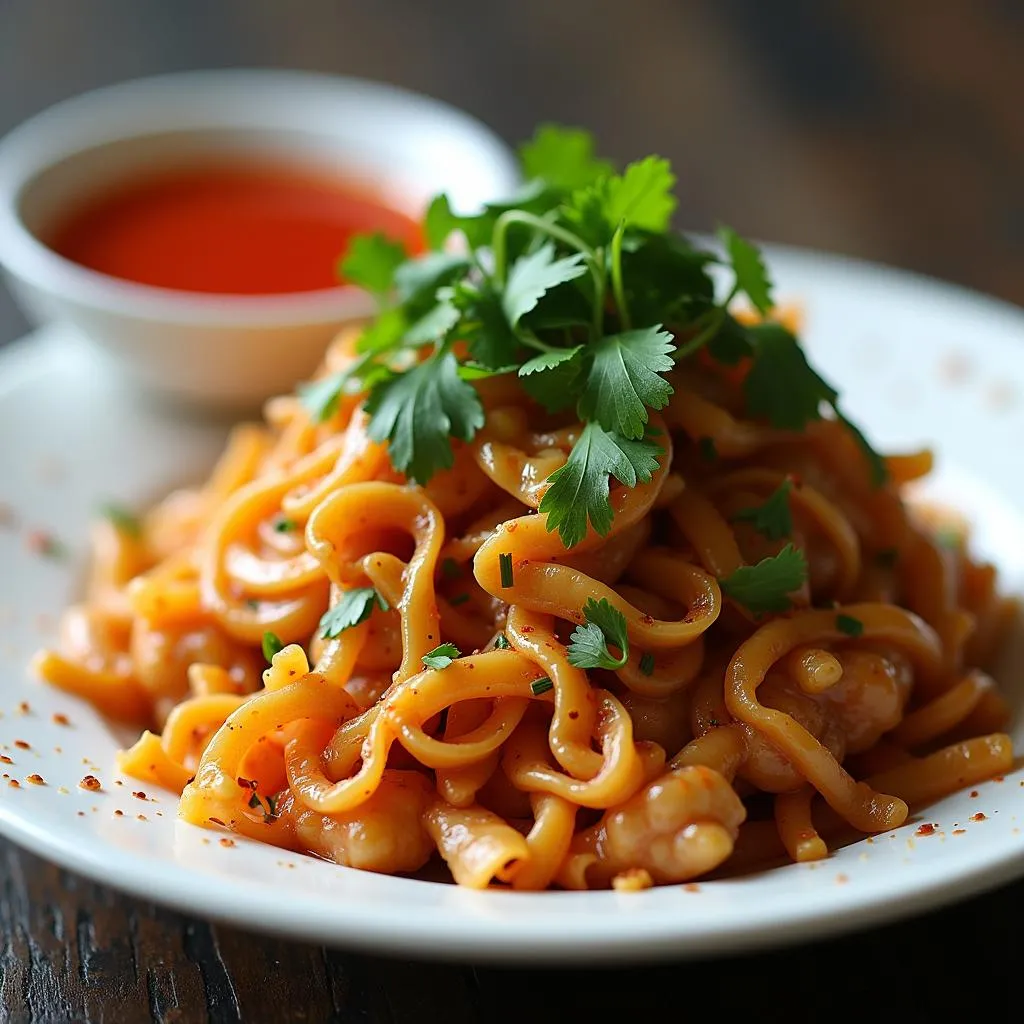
left=567, top=597, right=630, bottom=670
left=493, top=633, right=512, bottom=650
left=717, top=225, right=774, bottom=315
left=422, top=642, right=461, bottom=670
left=319, top=588, right=389, bottom=639
left=272, top=516, right=297, bottom=533
left=99, top=502, right=141, bottom=538
left=530, top=676, right=554, bottom=696
left=836, top=613, right=865, bottom=637
left=718, top=544, right=808, bottom=615
left=734, top=480, right=793, bottom=541
left=261, top=631, right=284, bottom=663
left=499, top=552, right=514, bottom=588
left=247, top=791, right=263, bottom=810
left=441, top=557, right=461, bottom=579
left=698, top=437, right=718, bottom=463
left=338, top=232, right=407, bottom=296
left=638, top=652, right=656, bottom=676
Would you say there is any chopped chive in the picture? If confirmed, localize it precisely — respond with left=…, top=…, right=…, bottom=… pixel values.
left=272, top=516, right=297, bottom=533
left=449, top=593, right=471, bottom=607
left=530, top=676, right=554, bottom=696
left=499, top=552, right=514, bottom=588
left=261, top=631, right=284, bottom=663
left=441, top=557, right=461, bottom=579
left=493, top=633, right=512, bottom=650
left=836, top=613, right=864, bottom=638
left=698, top=437, right=718, bottom=462
left=638, top=652, right=656, bottom=676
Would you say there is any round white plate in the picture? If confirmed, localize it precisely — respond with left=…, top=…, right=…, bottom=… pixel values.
left=2, top=246, right=1024, bottom=964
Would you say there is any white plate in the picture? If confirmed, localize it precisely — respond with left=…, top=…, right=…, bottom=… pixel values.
left=2, top=246, right=1024, bottom=964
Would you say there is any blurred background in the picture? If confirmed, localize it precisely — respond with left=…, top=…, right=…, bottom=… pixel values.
left=2, top=0, right=1023, bottom=344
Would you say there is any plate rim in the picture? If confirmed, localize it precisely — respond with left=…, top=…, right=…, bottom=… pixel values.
left=3, top=246, right=1024, bottom=964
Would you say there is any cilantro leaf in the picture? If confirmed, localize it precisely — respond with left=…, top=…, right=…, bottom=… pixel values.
left=519, top=124, right=613, bottom=191
left=563, top=157, right=677, bottom=246
left=421, top=642, right=461, bottom=670
left=503, top=243, right=587, bottom=327
left=743, top=324, right=838, bottom=430
left=518, top=346, right=583, bottom=376
left=619, top=231, right=716, bottom=327
left=567, top=597, right=630, bottom=669
left=602, top=156, right=677, bottom=233
left=402, top=301, right=460, bottom=345
left=734, top=480, right=793, bottom=540
left=539, top=422, right=662, bottom=547
left=393, top=252, right=470, bottom=305
left=462, top=287, right=522, bottom=369
left=365, top=350, right=484, bottom=483
left=355, top=307, right=410, bottom=354
left=835, top=409, right=889, bottom=487
left=519, top=349, right=584, bottom=412
left=319, top=587, right=389, bottom=639
left=718, top=544, right=808, bottom=615
left=577, top=327, right=675, bottom=439
left=718, top=226, right=773, bottom=315
left=706, top=314, right=754, bottom=365
left=424, top=194, right=458, bottom=250
left=339, top=233, right=407, bottom=295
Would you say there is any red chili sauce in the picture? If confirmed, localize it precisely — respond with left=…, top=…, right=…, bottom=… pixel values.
left=45, top=164, right=423, bottom=295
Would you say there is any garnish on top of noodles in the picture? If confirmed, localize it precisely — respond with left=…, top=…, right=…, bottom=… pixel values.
left=298, top=125, right=887, bottom=617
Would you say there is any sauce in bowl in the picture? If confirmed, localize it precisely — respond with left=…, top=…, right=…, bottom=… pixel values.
left=45, top=164, right=423, bottom=295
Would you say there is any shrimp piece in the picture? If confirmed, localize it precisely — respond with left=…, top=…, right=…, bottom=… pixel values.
left=291, top=770, right=434, bottom=875
left=737, top=673, right=846, bottom=793
left=819, top=648, right=912, bottom=754
left=569, top=765, right=746, bottom=885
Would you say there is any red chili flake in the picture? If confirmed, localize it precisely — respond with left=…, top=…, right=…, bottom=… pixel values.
left=970, top=812, right=988, bottom=822
left=642, top=614, right=654, bottom=626
left=76, top=810, right=85, bottom=817
left=114, top=809, right=124, bottom=817
left=208, top=816, right=226, bottom=826
left=952, top=828, right=966, bottom=835
left=131, top=790, right=147, bottom=801
left=113, top=779, right=123, bottom=786
left=520, top=625, right=534, bottom=634
left=219, top=837, right=236, bottom=848
left=970, top=790, right=980, bottom=798
left=137, top=814, right=148, bottom=822
left=915, top=823, right=937, bottom=837
left=79, top=775, right=101, bottom=791
left=7, top=779, right=19, bottom=788
left=683, top=883, right=701, bottom=893
left=994, top=776, right=1005, bottom=783
left=13, top=740, right=30, bottom=750
left=0, top=755, right=11, bottom=765
left=25, top=530, right=66, bottom=559
left=25, top=774, right=44, bottom=786
left=568, top=710, right=579, bottom=720
left=236, top=776, right=257, bottom=790
left=17, top=701, right=29, bottom=714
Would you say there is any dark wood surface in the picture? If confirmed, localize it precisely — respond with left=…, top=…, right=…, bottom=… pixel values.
left=3, top=2, right=1024, bottom=1020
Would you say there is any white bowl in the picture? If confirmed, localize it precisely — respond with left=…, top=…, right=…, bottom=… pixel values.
left=0, top=69, right=520, bottom=411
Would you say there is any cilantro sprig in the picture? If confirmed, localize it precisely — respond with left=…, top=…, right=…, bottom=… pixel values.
left=567, top=597, right=630, bottom=669
left=734, top=480, right=794, bottom=540
left=297, top=124, right=889, bottom=548
left=719, top=545, right=808, bottom=615
left=319, top=587, right=389, bottom=639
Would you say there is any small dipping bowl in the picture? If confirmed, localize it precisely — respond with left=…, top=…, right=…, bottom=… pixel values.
left=0, top=69, right=520, bottom=410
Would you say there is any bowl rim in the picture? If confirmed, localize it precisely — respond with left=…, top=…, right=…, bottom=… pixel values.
left=0, top=68, right=520, bottom=328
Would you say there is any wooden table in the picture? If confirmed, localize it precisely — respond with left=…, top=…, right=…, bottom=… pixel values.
left=3, top=1, right=1023, bottom=1019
